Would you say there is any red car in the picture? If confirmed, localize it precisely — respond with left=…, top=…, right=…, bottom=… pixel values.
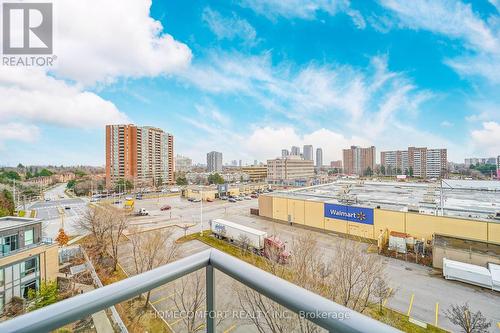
left=206, top=198, right=214, bottom=202
left=160, top=205, right=171, bottom=211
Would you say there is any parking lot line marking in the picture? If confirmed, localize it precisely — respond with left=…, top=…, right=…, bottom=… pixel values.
left=407, top=294, right=414, bottom=317
left=383, top=288, right=392, bottom=307
left=435, top=302, right=439, bottom=327
left=151, top=292, right=176, bottom=305
left=223, top=324, right=237, bottom=333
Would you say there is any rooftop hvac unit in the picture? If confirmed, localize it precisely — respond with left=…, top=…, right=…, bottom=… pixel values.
left=388, top=231, right=411, bottom=254
left=407, top=204, right=419, bottom=212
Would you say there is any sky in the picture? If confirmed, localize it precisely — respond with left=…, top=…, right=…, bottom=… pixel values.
left=0, top=0, right=499, bottom=166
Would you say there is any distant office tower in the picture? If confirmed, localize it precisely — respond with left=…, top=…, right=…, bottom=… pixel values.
left=207, top=151, right=223, bottom=172
left=106, top=125, right=174, bottom=187
left=281, top=149, right=289, bottom=158
left=239, top=160, right=242, bottom=167
left=380, top=147, right=447, bottom=178
left=303, top=145, right=313, bottom=161
left=343, top=146, right=376, bottom=176
left=175, top=155, right=192, bottom=172
left=291, top=146, right=301, bottom=156
left=254, top=160, right=258, bottom=166
left=316, top=148, right=323, bottom=168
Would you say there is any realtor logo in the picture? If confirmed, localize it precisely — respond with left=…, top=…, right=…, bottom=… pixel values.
left=2, top=3, right=53, bottom=54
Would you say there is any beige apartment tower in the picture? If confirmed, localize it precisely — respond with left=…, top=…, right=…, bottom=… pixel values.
left=343, top=146, right=376, bottom=175
left=106, top=124, right=174, bottom=188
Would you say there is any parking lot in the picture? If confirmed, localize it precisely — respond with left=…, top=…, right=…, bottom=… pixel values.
left=116, top=195, right=500, bottom=333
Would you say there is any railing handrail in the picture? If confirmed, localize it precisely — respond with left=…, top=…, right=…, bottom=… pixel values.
left=0, top=249, right=401, bottom=333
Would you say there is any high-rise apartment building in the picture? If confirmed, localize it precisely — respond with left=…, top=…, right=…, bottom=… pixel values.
left=303, top=145, right=313, bottom=161
left=497, top=155, right=500, bottom=180
left=343, top=146, right=376, bottom=175
left=291, top=146, right=301, bottom=156
left=106, top=124, right=174, bottom=188
left=316, top=148, right=323, bottom=168
left=207, top=151, right=223, bottom=172
left=380, top=147, right=447, bottom=178
left=281, top=149, right=289, bottom=158
left=267, top=156, right=314, bottom=184
left=175, top=155, right=192, bottom=172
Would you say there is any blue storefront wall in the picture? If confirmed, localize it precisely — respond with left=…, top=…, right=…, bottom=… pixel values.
left=324, top=203, right=374, bottom=225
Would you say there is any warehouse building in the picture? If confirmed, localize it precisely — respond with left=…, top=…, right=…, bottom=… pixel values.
left=258, top=180, right=500, bottom=253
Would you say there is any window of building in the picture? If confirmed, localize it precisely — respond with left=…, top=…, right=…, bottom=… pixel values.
left=1, top=234, right=19, bottom=254
left=0, top=269, right=3, bottom=287
left=21, top=280, right=37, bottom=299
left=21, top=258, right=37, bottom=277
left=24, top=229, right=34, bottom=246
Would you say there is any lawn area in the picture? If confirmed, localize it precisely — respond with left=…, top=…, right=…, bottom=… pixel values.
left=178, top=231, right=449, bottom=333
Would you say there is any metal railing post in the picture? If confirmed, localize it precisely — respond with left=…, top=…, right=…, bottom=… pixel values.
left=206, top=264, right=215, bottom=333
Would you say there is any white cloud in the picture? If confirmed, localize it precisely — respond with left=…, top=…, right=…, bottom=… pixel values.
left=470, top=122, right=500, bottom=156
left=378, top=0, right=500, bottom=84
left=239, top=0, right=365, bottom=28
left=46, top=0, right=191, bottom=86
left=0, top=123, right=40, bottom=147
left=202, top=7, right=257, bottom=44
left=181, top=52, right=429, bottom=133
left=0, top=67, right=129, bottom=128
left=440, top=120, right=454, bottom=127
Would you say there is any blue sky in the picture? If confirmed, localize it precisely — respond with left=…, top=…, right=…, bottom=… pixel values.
left=0, top=0, right=499, bottom=166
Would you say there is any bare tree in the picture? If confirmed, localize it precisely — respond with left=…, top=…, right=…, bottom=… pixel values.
left=103, top=205, right=128, bottom=272
left=445, top=303, right=491, bottom=333
left=173, top=271, right=206, bottom=333
left=77, top=205, right=110, bottom=259
left=238, top=233, right=251, bottom=256
left=129, top=227, right=179, bottom=307
left=329, top=237, right=386, bottom=313
left=179, top=223, right=194, bottom=238
left=373, top=277, right=392, bottom=314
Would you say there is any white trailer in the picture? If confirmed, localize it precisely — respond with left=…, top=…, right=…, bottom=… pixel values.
left=443, top=258, right=492, bottom=289
left=211, top=219, right=267, bottom=250
left=488, top=263, right=500, bottom=292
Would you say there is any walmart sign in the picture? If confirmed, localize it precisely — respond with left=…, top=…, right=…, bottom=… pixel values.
left=324, top=203, right=374, bottom=225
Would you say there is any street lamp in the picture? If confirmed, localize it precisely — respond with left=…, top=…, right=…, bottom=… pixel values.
left=200, top=186, right=203, bottom=236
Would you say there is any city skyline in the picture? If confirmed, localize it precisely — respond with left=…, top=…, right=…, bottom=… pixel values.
left=1, top=1, right=499, bottom=167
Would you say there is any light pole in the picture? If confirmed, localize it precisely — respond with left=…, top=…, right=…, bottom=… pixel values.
left=200, top=187, right=203, bottom=236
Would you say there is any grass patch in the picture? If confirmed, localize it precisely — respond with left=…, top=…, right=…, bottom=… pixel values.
left=178, top=230, right=270, bottom=270
left=367, top=306, right=447, bottom=333
left=179, top=231, right=449, bottom=333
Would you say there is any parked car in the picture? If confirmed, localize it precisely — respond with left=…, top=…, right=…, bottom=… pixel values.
left=160, top=205, right=171, bottom=211
left=206, top=198, right=214, bottom=202
left=136, top=208, right=149, bottom=216
left=236, top=197, right=243, bottom=201
left=187, top=197, right=194, bottom=202
left=64, top=206, right=71, bottom=210
left=220, top=196, right=228, bottom=200
left=228, top=198, right=237, bottom=203
left=192, top=198, right=201, bottom=203
left=250, top=194, right=258, bottom=198
left=113, top=200, right=121, bottom=204
left=244, top=196, right=251, bottom=200
left=135, top=194, right=143, bottom=200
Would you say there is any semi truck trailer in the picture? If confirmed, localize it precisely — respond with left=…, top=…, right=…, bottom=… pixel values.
left=210, top=219, right=290, bottom=263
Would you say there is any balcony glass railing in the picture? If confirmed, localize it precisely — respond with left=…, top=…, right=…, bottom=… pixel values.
left=0, top=249, right=401, bottom=333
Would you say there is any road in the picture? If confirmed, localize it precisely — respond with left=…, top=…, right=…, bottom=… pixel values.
left=116, top=195, right=500, bottom=333
left=30, top=183, right=88, bottom=239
